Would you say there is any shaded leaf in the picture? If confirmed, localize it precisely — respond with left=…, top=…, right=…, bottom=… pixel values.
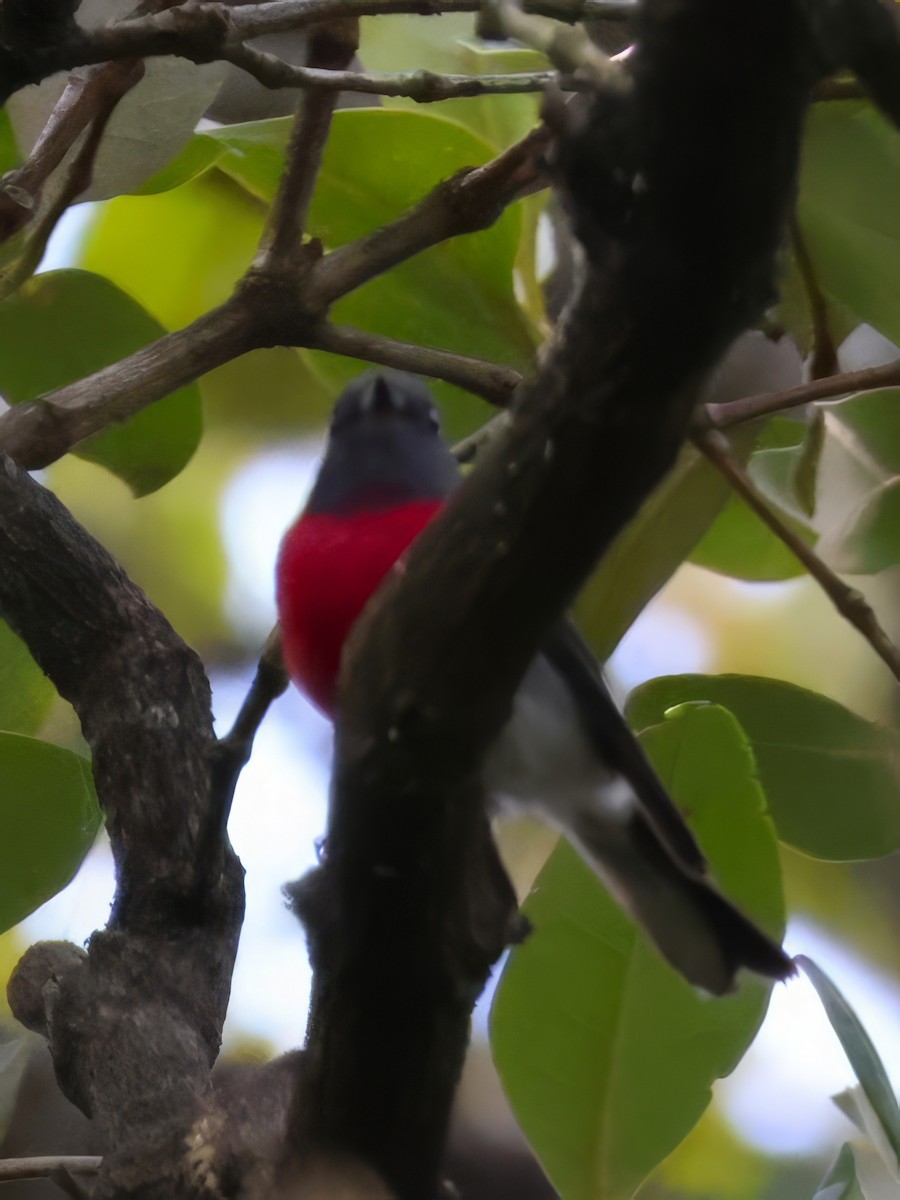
left=814, top=1143, right=865, bottom=1200
left=626, top=675, right=900, bottom=861
left=797, top=102, right=900, bottom=348
left=0, top=269, right=202, bottom=494
left=575, top=444, right=739, bottom=659
left=132, top=133, right=226, bottom=196
left=799, top=957, right=900, bottom=1165
left=0, top=733, right=100, bottom=934
left=492, top=704, right=783, bottom=1200
left=794, top=408, right=826, bottom=516
left=820, top=476, right=900, bottom=574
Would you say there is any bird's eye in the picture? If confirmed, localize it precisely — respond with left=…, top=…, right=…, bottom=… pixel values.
left=427, top=407, right=440, bottom=430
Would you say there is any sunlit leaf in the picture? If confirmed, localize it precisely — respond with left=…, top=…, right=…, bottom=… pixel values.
left=492, top=704, right=783, bottom=1200
left=0, top=269, right=202, bottom=495
left=799, top=957, right=900, bottom=1165
left=627, top=675, right=900, bottom=860
left=0, top=621, right=54, bottom=735
left=0, top=733, right=100, bottom=934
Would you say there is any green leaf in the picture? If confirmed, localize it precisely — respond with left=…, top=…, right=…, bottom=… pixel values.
left=0, top=620, right=54, bottom=735
left=131, top=133, right=226, bottom=196
left=826, top=389, right=900, bottom=478
left=575, top=442, right=744, bottom=660
left=627, top=675, right=900, bottom=861
left=799, top=957, right=900, bottom=1165
left=212, top=109, right=537, bottom=435
left=359, top=15, right=543, bottom=145
left=691, top=419, right=818, bottom=581
left=797, top=102, right=900, bottom=348
left=814, top=1144, right=865, bottom=1200
left=0, top=733, right=100, bottom=934
left=0, top=269, right=202, bottom=495
left=821, top=476, right=900, bottom=574
left=0, top=108, right=22, bottom=176
left=491, top=704, right=783, bottom=1200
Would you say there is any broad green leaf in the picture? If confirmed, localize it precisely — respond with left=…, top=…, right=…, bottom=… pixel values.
left=575, top=443, right=741, bottom=659
left=212, top=110, right=537, bottom=435
left=799, top=957, right=900, bottom=1165
left=820, top=476, right=900, bottom=574
left=80, top=170, right=264, bottom=332
left=0, top=621, right=54, bottom=735
left=0, top=732, right=100, bottom=934
left=691, top=442, right=817, bottom=581
left=627, top=675, right=900, bottom=860
left=815, top=1144, right=865, bottom=1200
left=492, top=704, right=783, bottom=1200
left=132, top=133, right=225, bottom=196
left=360, top=14, right=543, bottom=145
left=826, top=389, right=900, bottom=478
left=0, top=269, right=202, bottom=495
left=797, top=102, right=900, bottom=348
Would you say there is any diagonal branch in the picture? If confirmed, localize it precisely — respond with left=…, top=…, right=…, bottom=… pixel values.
left=705, top=356, right=900, bottom=429
left=696, top=427, right=900, bottom=681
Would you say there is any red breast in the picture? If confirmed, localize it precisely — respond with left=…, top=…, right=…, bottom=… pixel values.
left=276, top=499, right=444, bottom=715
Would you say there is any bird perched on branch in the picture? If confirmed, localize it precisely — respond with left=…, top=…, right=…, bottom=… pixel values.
left=276, top=370, right=793, bottom=995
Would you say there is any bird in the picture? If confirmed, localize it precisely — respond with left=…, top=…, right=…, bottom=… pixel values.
left=276, top=369, right=794, bottom=994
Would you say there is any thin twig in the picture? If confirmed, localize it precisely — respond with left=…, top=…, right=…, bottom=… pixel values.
left=789, top=211, right=837, bottom=379
left=312, top=123, right=551, bottom=304
left=212, top=626, right=289, bottom=834
left=704, top=357, right=900, bottom=429
left=255, top=21, right=359, bottom=267
left=696, top=428, right=900, bottom=682
left=483, top=0, right=625, bottom=88
left=310, top=324, right=523, bottom=404
left=0, top=1157, right=102, bottom=1182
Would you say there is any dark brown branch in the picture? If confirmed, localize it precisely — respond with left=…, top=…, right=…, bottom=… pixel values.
left=0, top=455, right=245, bottom=1198
left=0, top=1157, right=102, bottom=1182
left=0, top=60, right=144, bottom=243
left=696, top=428, right=900, bottom=681
left=255, top=20, right=359, bottom=267
left=290, top=0, right=812, bottom=1195
left=310, top=323, right=523, bottom=404
left=0, top=125, right=546, bottom=468
left=705, top=356, right=900, bottom=429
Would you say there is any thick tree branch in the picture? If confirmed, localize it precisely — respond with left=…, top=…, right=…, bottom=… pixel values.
left=0, top=456, right=245, bottom=1199
left=289, top=0, right=813, bottom=1195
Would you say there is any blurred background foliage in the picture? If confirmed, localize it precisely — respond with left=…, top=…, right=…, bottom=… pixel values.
left=1, top=9, right=900, bottom=1200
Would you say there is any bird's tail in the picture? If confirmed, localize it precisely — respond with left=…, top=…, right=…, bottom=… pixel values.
left=570, top=810, right=794, bottom=995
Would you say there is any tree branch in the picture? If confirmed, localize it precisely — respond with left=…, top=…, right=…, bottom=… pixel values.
left=695, top=427, right=900, bottom=682
left=309, top=323, right=522, bottom=403
left=0, top=1157, right=102, bottom=1182
left=0, top=455, right=245, bottom=1198
left=0, top=124, right=546, bottom=468
left=288, top=0, right=813, bottom=1194
left=705, top=356, right=900, bottom=429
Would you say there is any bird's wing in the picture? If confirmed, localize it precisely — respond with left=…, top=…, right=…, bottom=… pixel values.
left=541, top=619, right=707, bottom=875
